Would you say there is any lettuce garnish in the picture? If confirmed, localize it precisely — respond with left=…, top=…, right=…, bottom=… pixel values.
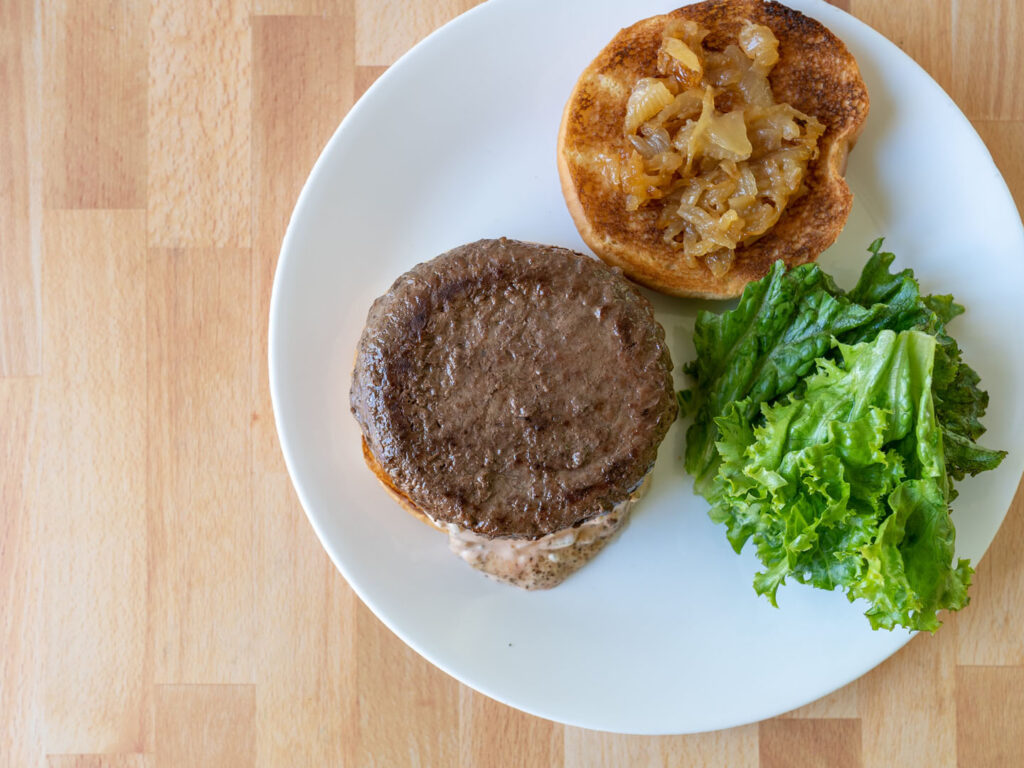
left=683, top=241, right=1005, bottom=631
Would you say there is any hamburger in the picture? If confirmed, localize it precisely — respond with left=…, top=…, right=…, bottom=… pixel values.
left=557, top=0, right=869, bottom=298
left=350, top=238, right=677, bottom=589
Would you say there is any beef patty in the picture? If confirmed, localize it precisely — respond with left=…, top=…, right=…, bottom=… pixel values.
left=350, top=238, right=677, bottom=539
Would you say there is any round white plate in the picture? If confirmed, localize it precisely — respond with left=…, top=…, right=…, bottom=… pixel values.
left=269, top=0, right=1024, bottom=734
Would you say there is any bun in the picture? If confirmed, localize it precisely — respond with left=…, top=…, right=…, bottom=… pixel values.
left=361, top=438, right=444, bottom=532
left=557, top=0, right=869, bottom=298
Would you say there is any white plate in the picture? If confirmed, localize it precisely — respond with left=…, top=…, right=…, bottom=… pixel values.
left=269, top=0, right=1024, bottom=734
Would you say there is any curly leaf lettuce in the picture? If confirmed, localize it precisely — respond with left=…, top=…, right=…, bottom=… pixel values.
left=683, top=260, right=879, bottom=494
left=709, top=331, right=972, bottom=631
left=844, top=242, right=1006, bottom=484
left=683, top=241, right=1005, bottom=496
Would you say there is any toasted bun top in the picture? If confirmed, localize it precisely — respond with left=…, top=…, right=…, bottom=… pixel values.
left=557, top=0, right=869, bottom=298
left=350, top=238, right=677, bottom=539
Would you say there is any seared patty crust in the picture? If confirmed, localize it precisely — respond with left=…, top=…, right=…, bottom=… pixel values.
left=350, top=238, right=677, bottom=539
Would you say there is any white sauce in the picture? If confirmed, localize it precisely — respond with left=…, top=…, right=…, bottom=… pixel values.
left=443, top=475, right=650, bottom=589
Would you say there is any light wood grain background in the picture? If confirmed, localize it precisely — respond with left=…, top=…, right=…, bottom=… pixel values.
left=2, top=0, right=1023, bottom=765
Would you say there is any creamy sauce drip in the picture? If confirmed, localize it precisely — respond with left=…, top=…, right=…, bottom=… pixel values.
left=443, top=476, right=650, bottom=589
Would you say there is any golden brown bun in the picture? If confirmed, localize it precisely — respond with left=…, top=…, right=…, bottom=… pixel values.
left=361, top=438, right=445, bottom=533
left=557, top=0, right=869, bottom=298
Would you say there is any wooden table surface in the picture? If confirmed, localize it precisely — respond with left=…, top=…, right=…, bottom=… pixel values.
left=2, top=0, right=1023, bottom=765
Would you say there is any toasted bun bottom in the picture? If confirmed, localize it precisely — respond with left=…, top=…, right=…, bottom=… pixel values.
left=361, top=438, right=445, bottom=533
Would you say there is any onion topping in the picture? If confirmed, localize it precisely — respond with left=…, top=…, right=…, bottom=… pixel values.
left=621, top=20, right=825, bottom=275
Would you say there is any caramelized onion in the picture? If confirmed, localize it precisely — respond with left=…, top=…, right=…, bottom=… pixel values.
left=621, top=20, right=825, bottom=276
left=624, top=78, right=675, bottom=136
left=738, top=21, right=780, bottom=73
left=705, top=110, right=753, bottom=159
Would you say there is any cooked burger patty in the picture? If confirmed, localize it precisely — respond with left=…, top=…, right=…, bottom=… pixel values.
left=350, top=238, right=677, bottom=540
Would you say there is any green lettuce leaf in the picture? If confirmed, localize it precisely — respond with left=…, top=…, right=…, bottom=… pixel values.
left=842, top=241, right=1006, bottom=483
left=683, top=260, right=880, bottom=494
left=683, top=240, right=1004, bottom=496
left=709, top=331, right=971, bottom=631
left=859, top=480, right=972, bottom=632
left=683, top=242, right=1004, bottom=630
